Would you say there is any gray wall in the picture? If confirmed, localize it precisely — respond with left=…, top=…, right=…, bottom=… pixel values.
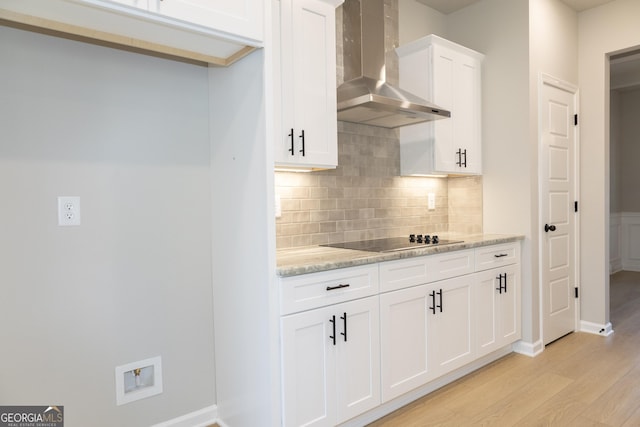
left=610, top=89, right=622, bottom=213
left=0, top=26, right=215, bottom=426
left=617, top=88, right=640, bottom=212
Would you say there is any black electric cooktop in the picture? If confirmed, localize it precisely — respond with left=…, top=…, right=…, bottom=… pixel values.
left=321, top=235, right=462, bottom=253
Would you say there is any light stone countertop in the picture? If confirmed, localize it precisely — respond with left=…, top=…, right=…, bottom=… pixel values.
left=276, top=233, right=525, bottom=277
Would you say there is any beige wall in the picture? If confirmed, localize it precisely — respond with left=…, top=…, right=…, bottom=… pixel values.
left=446, top=0, right=535, bottom=342
left=610, top=89, right=622, bottom=213
left=399, top=0, right=448, bottom=44
left=401, top=0, right=581, bottom=346
left=579, top=0, right=640, bottom=326
left=0, top=26, right=216, bottom=425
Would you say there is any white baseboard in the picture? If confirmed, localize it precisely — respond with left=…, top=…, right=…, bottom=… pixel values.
left=580, top=320, right=614, bottom=337
left=511, top=339, right=544, bottom=357
left=152, top=405, right=217, bottom=427
left=610, top=258, right=623, bottom=274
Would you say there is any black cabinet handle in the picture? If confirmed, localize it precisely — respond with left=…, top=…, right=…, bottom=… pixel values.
left=329, top=315, right=336, bottom=345
left=288, top=128, right=295, bottom=156
left=429, top=291, right=436, bottom=314
left=462, top=149, right=467, bottom=167
left=456, top=149, right=462, bottom=167
left=299, top=130, right=305, bottom=156
left=544, top=224, right=557, bottom=232
left=494, top=253, right=508, bottom=258
left=326, top=283, right=350, bottom=291
left=437, top=289, right=443, bottom=312
left=495, top=273, right=507, bottom=293
left=340, top=312, right=347, bottom=342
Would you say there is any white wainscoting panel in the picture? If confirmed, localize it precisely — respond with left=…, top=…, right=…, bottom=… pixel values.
left=618, top=213, right=640, bottom=272
left=610, top=212, right=622, bottom=273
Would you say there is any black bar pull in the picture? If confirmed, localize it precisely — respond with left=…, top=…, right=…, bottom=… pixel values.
left=456, top=149, right=462, bottom=166
left=299, top=130, right=305, bottom=156
left=496, top=274, right=503, bottom=293
left=288, top=128, right=295, bottom=156
left=494, top=253, right=508, bottom=258
left=329, top=315, right=336, bottom=345
left=437, top=289, right=443, bottom=312
left=326, top=283, right=350, bottom=291
left=429, top=291, right=436, bottom=314
left=503, top=273, right=508, bottom=293
left=462, top=149, right=467, bottom=167
left=340, top=312, right=347, bottom=342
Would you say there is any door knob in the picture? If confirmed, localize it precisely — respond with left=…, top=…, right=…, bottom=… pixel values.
left=544, top=224, right=557, bottom=232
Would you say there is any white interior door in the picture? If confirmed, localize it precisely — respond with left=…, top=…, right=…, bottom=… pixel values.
left=540, top=74, right=578, bottom=345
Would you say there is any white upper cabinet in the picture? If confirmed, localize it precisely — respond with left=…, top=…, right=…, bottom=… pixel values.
left=273, top=0, right=342, bottom=170
left=152, top=0, right=263, bottom=43
left=0, top=0, right=263, bottom=66
left=397, top=35, right=484, bottom=175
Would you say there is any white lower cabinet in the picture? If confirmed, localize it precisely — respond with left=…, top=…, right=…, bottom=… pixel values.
left=280, top=242, right=521, bottom=425
left=426, top=276, right=475, bottom=376
left=281, top=296, right=380, bottom=427
left=379, top=275, right=474, bottom=402
left=476, top=264, right=521, bottom=357
left=379, top=284, right=432, bottom=401
left=379, top=243, right=521, bottom=405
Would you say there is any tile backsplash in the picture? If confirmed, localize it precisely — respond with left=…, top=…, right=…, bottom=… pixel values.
left=274, top=0, right=482, bottom=250
left=275, top=122, right=483, bottom=249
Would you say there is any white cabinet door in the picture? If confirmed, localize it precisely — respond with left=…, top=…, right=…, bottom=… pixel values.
left=476, top=264, right=521, bottom=357
left=274, top=0, right=340, bottom=170
left=398, top=35, right=483, bottom=176
left=335, top=297, right=381, bottom=424
left=107, top=0, right=149, bottom=8
left=0, top=0, right=261, bottom=66
left=281, top=296, right=379, bottom=427
left=281, top=307, right=336, bottom=427
left=427, top=275, right=475, bottom=376
left=431, top=43, right=482, bottom=174
left=153, top=0, right=263, bottom=42
left=379, top=284, right=432, bottom=402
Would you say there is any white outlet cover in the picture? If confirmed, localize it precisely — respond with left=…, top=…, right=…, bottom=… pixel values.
left=58, top=196, right=81, bottom=226
left=428, top=193, right=436, bottom=210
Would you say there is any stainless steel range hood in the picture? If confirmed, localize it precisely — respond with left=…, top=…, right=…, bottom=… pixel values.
left=337, top=0, right=450, bottom=128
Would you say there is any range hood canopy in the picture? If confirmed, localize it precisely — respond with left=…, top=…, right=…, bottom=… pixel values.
left=336, top=0, right=450, bottom=128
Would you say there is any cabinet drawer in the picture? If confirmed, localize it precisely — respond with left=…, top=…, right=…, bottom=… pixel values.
left=474, top=243, right=519, bottom=271
left=280, top=265, right=379, bottom=315
left=379, top=249, right=474, bottom=292
left=426, top=249, right=475, bottom=282
left=379, top=257, right=428, bottom=292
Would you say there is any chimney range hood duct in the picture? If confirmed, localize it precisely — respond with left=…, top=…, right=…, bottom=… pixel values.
left=337, top=0, right=450, bottom=128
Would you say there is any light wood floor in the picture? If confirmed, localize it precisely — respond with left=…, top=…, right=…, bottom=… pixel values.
left=368, top=271, right=640, bottom=426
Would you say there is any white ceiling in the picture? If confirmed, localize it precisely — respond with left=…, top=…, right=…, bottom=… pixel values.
left=415, top=0, right=616, bottom=14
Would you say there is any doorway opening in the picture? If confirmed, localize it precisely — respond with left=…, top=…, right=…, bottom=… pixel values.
left=609, top=49, right=640, bottom=326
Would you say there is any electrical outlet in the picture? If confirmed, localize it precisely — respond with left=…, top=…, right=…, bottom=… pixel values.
left=58, top=196, right=81, bottom=226
left=275, top=193, right=282, bottom=218
left=428, top=193, right=436, bottom=210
